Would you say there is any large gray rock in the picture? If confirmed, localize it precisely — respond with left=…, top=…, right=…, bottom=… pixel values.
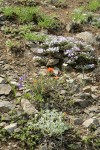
left=21, top=99, right=38, bottom=115
left=76, top=31, right=96, bottom=44
left=0, top=84, right=12, bottom=95
left=4, top=123, right=17, bottom=133
left=0, top=100, right=14, bottom=112
left=83, top=118, right=99, bottom=128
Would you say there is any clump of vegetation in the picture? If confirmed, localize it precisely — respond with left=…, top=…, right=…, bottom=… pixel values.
left=38, top=14, right=62, bottom=33
left=2, top=5, right=62, bottom=33
left=33, top=109, right=69, bottom=136
left=72, top=1, right=100, bottom=27
left=72, top=7, right=92, bottom=24
left=25, top=74, right=58, bottom=102
left=6, top=39, right=20, bottom=49
left=2, top=6, right=39, bottom=23
left=6, top=39, right=25, bottom=56
left=87, top=0, right=100, bottom=12
left=24, top=32, right=48, bottom=42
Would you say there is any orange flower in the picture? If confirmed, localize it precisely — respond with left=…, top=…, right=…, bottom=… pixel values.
left=47, top=67, right=54, bottom=73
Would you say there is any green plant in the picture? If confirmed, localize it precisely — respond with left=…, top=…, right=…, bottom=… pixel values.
left=2, top=6, right=39, bottom=23
left=13, top=125, right=41, bottom=149
left=6, top=39, right=20, bottom=49
left=87, top=0, right=100, bottom=12
left=2, top=6, right=14, bottom=17
left=38, top=14, right=58, bottom=29
left=24, top=32, right=48, bottom=42
left=33, top=109, right=69, bottom=136
left=29, top=75, right=58, bottom=102
left=0, top=127, right=9, bottom=141
left=18, top=24, right=33, bottom=34
left=72, top=7, right=88, bottom=23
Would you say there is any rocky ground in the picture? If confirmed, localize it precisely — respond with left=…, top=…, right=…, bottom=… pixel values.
left=0, top=0, right=100, bottom=150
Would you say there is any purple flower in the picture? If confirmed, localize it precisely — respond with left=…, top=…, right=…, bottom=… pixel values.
left=18, top=82, right=23, bottom=89
left=18, top=74, right=27, bottom=89
left=64, top=50, right=71, bottom=55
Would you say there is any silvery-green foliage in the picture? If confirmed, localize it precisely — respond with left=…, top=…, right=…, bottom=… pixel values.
left=33, top=109, right=69, bottom=137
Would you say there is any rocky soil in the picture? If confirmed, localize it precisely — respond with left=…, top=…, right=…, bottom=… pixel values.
left=0, top=0, right=100, bottom=150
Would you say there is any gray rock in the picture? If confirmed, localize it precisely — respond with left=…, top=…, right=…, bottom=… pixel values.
left=0, top=84, right=12, bottom=95
left=21, top=99, right=38, bottom=115
left=88, top=106, right=98, bottom=112
left=60, top=90, right=66, bottom=95
left=74, top=98, right=89, bottom=108
left=39, top=69, right=47, bottom=76
left=0, top=100, right=14, bottom=112
left=83, top=86, right=91, bottom=93
left=69, top=116, right=83, bottom=125
left=10, top=81, right=19, bottom=87
left=83, top=118, right=99, bottom=128
left=0, top=77, right=4, bottom=83
left=4, top=123, right=17, bottom=133
left=76, top=31, right=96, bottom=44
left=31, top=48, right=44, bottom=55
left=74, top=118, right=84, bottom=125
left=46, top=58, right=59, bottom=66
left=53, top=67, right=60, bottom=75
left=3, top=64, right=11, bottom=70
left=66, top=22, right=83, bottom=33
left=95, top=127, right=100, bottom=135
left=0, top=122, right=6, bottom=127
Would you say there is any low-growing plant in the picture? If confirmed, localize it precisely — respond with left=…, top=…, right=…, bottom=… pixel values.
left=18, top=24, right=33, bottom=34
left=24, top=32, right=48, bottom=42
left=6, top=39, right=25, bottom=56
left=2, top=6, right=39, bottom=23
left=38, top=14, right=59, bottom=29
left=87, top=0, right=100, bottom=12
left=33, top=109, right=69, bottom=136
left=72, top=7, right=90, bottom=23
left=6, top=39, right=20, bottom=49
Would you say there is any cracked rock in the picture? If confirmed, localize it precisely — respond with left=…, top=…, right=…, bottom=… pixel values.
left=4, top=123, right=17, bottom=133
left=0, top=100, right=14, bottom=112
left=21, top=99, right=38, bottom=115
left=0, top=84, right=12, bottom=95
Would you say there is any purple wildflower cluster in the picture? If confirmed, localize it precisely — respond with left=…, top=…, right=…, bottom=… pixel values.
left=33, top=35, right=96, bottom=67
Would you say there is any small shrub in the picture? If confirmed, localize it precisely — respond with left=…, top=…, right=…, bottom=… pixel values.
left=33, top=109, right=69, bottom=136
